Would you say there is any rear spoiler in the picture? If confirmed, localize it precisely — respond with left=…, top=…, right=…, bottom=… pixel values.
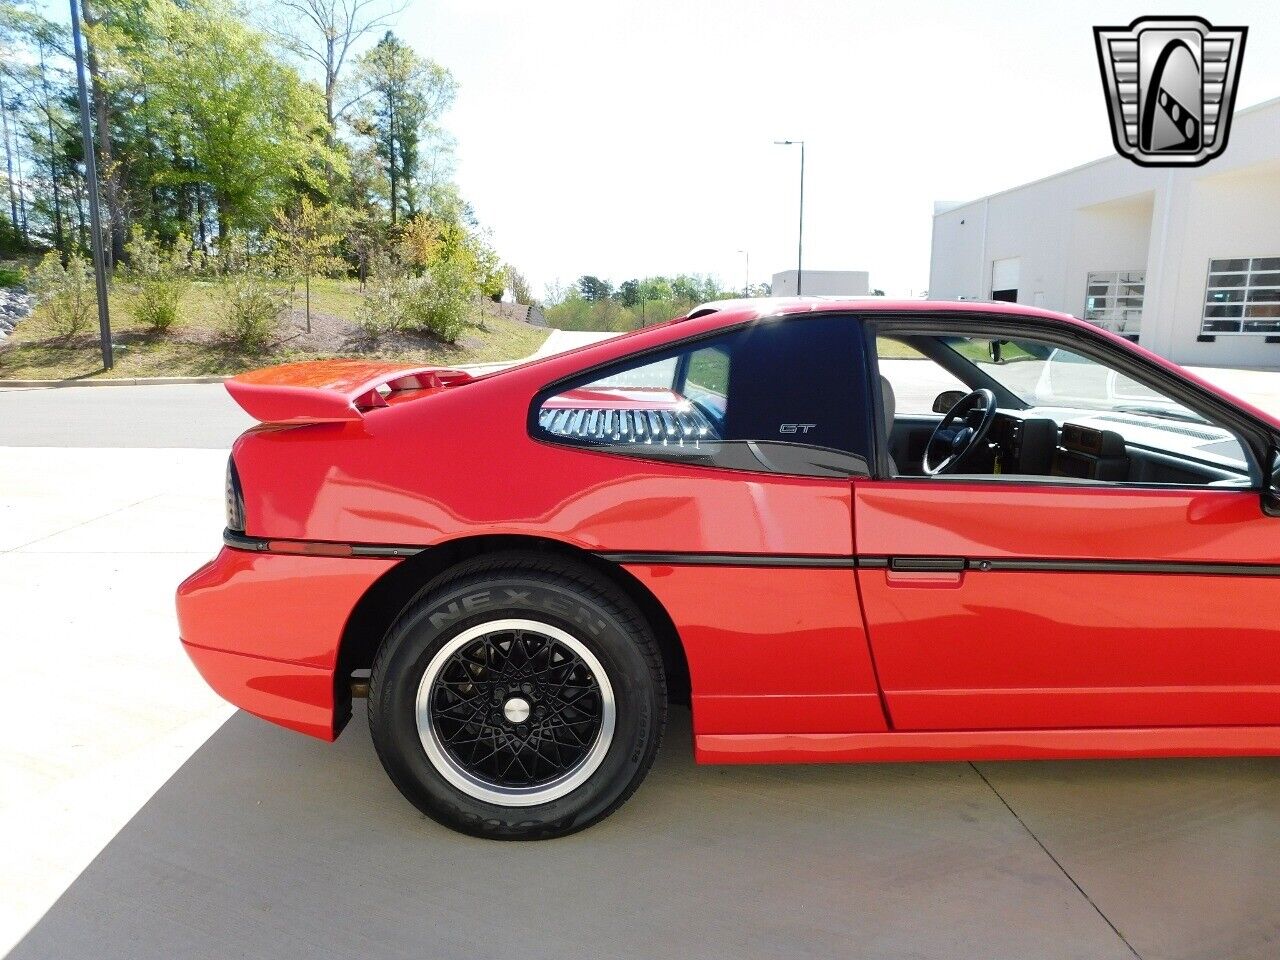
left=226, top=359, right=474, bottom=424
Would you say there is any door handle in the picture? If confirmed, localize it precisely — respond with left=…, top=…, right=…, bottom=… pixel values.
left=888, top=557, right=965, bottom=572
left=884, top=556, right=965, bottom=588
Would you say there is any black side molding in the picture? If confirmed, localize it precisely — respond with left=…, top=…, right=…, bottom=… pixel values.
left=597, top=552, right=857, bottom=568
left=219, top=531, right=1280, bottom=578
left=978, top=557, right=1280, bottom=577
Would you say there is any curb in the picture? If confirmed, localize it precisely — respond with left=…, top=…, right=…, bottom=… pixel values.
left=0, top=375, right=229, bottom=389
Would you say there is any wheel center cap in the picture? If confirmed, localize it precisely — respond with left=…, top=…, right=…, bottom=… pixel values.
left=502, top=697, right=531, bottom=724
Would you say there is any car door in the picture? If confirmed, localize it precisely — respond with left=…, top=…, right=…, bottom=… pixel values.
left=855, top=322, right=1280, bottom=732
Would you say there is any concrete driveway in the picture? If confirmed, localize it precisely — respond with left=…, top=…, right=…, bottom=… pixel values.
left=4, top=380, right=1280, bottom=960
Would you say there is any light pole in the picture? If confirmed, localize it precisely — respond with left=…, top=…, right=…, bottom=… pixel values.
left=773, top=139, right=805, bottom=296
left=69, top=0, right=112, bottom=369
left=737, top=249, right=749, bottom=297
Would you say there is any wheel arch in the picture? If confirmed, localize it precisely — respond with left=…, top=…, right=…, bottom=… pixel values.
left=335, top=534, right=690, bottom=731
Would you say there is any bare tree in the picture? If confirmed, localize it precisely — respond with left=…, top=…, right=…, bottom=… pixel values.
left=270, top=0, right=405, bottom=133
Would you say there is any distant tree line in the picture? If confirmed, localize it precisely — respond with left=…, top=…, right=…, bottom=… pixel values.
left=543, top=274, right=772, bottom=332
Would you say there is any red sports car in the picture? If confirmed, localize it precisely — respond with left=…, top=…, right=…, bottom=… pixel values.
left=177, top=298, right=1280, bottom=839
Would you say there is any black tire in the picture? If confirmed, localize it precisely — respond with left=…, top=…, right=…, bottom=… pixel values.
left=368, top=552, right=666, bottom=840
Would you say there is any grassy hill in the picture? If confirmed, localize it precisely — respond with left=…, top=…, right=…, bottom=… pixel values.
left=0, top=276, right=548, bottom=381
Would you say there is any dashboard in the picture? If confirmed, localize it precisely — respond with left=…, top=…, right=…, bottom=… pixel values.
left=969, top=410, right=1251, bottom=486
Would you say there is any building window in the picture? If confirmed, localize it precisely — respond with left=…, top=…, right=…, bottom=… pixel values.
left=1083, top=271, right=1144, bottom=339
left=1203, top=258, right=1280, bottom=335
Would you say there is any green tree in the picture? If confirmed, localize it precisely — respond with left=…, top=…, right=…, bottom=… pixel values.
left=472, top=234, right=503, bottom=302
left=615, top=278, right=641, bottom=307
left=577, top=275, right=612, bottom=302
left=349, top=31, right=454, bottom=224
left=79, top=0, right=131, bottom=265
left=640, top=276, right=672, bottom=303
left=0, top=5, right=32, bottom=249
left=342, top=207, right=385, bottom=288
left=270, top=197, right=341, bottom=331
left=506, top=264, right=533, bottom=305
left=138, top=0, right=336, bottom=239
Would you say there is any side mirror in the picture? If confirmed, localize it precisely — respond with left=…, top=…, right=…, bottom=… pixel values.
left=1264, top=445, right=1280, bottom=517
left=988, top=340, right=1005, bottom=364
left=932, top=390, right=967, bottom=414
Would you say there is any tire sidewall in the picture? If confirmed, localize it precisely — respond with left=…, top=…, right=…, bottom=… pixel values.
left=373, top=572, right=660, bottom=839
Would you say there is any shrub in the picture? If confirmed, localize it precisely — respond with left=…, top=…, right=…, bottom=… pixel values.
left=132, top=278, right=183, bottom=333
left=353, top=272, right=400, bottom=342
left=220, top=273, right=284, bottom=351
left=399, top=259, right=472, bottom=343
left=27, top=252, right=95, bottom=339
left=125, top=229, right=188, bottom=333
left=355, top=255, right=474, bottom=345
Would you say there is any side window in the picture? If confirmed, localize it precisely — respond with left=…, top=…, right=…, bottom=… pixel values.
left=973, top=340, right=1253, bottom=484
left=878, top=329, right=1255, bottom=487
left=876, top=337, right=968, bottom=415
left=534, top=316, right=873, bottom=477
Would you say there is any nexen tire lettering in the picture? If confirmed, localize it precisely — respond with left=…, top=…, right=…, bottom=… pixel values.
left=429, top=588, right=607, bottom=636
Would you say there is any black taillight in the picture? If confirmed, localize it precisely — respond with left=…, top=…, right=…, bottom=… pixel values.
left=225, top=456, right=245, bottom=533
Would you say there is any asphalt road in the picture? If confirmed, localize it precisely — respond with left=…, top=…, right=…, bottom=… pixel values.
left=1, top=355, right=1276, bottom=452
left=0, top=384, right=253, bottom=448
left=0, top=330, right=617, bottom=450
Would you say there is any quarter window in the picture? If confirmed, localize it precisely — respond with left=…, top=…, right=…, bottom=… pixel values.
left=1084, top=271, right=1145, bottom=340
left=534, top=316, right=873, bottom=477
left=1202, top=257, right=1280, bottom=334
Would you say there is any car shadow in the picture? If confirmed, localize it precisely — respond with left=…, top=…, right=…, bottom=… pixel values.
left=9, top=708, right=1280, bottom=960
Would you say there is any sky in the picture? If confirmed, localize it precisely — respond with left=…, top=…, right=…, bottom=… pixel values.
left=35, top=0, right=1279, bottom=298
left=393, top=0, right=1280, bottom=299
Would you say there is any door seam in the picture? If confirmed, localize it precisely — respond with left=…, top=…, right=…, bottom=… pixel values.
left=851, top=500, right=895, bottom=730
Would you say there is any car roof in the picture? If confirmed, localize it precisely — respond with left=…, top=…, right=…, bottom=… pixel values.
left=686, top=296, right=1081, bottom=327
left=479, top=296, right=1280, bottom=432
left=493, top=297, right=1091, bottom=388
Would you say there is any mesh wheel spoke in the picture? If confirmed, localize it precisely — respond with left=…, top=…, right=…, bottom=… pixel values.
left=427, top=624, right=607, bottom=792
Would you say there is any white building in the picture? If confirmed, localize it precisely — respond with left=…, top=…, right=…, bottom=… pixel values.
left=929, top=96, right=1280, bottom=369
left=772, top=269, right=869, bottom=297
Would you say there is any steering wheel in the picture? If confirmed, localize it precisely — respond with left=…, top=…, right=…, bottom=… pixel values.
left=922, top=389, right=998, bottom=476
